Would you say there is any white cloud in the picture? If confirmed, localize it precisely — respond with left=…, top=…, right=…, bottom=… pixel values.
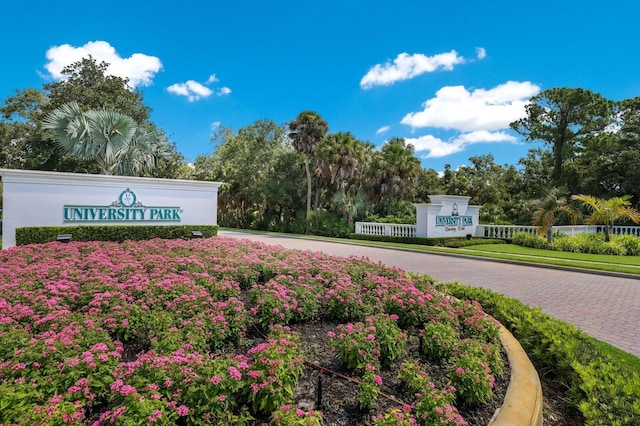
left=376, top=125, right=391, bottom=135
left=167, top=80, right=214, bottom=102
left=360, top=50, right=465, bottom=89
left=168, top=75, right=230, bottom=102
left=476, top=47, right=487, bottom=60
left=407, top=130, right=518, bottom=158
left=211, top=121, right=221, bottom=131
left=44, top=41, right=162, bottom=88
left=401, top=81, right=540, bottom=132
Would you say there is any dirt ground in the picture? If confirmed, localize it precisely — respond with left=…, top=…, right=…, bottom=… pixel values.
left=242, top=319, right=583, bottom=425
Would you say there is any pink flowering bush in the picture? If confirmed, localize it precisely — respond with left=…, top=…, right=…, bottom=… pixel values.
left=329, top=314, right=407, bottom=372
left=271, top=404, right=322, bottom=426
left=0, top=236, right=504, bottom=424
left=250, top=275, right=323, bottom=328
left=359, top=369, right=384, bottom=409
left=243, top=325, right=304, bottom=414
left=372, top=406, right=419, bottom=425
left=448, top=353, right=496, bottom=404
left=421, top=321, right=460, bottom=360
left=398, top=361, right=467, bottom=425
left=323, top=275, right=372, bottom=320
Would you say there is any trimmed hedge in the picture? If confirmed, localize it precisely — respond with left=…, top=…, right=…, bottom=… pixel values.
left=348, top=233, right=505, bottom=248
left=438, top=282, right=640, bottom=425
left=348, top=233, right=447, bottom=245
left=15, top=225, right=218, bottom=245
left=440, top=238, right=505, bottom=248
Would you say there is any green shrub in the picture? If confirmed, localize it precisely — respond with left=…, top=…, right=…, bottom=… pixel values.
left=442, top=238, right=505, bottom=248
left=447, top=352, right=495, bottom=404
left=421, top=322, right=459, bottom=359
left=348, top=233, right=438, bottom=245
left=308, top=211, right=351, bottom=237
left=438, top=282, right=640, bottom=425
left=549, top=233, right=640, bottom=256
left=616, top=234, right=640, bottom=256
left=364, top=214, right=416, bottom=224
left=349, top=233, right=505, bottom=247
left=512, top=231, right=549, bottom=249
left=15, top=225, right=218, bottom=245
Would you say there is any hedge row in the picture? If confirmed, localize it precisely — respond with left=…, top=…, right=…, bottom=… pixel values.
left=439, top=282, right=640, bottom=425
left=348, top=233, right=505, bottom=248
left=15, top=225, right=219, bottom=245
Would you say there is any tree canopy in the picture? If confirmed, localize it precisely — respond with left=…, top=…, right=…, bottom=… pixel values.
left=4, top=68, right=640, bottom=235
left=572, top=194, right=640, bottom=241
left=0, top=57, right=183, bottom=177
left=42, top=102, right=172, bottom=175
left=510, top=88, right=614, bottom=187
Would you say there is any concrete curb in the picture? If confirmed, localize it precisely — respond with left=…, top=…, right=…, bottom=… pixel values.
left=489, top=325, right=543, bottom=426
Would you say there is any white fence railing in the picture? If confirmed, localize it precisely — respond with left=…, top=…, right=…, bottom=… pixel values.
left=355, top=222, right=640, bottom=239
left=355, top=222, right=417, bottom=238
left=477, top=225, right=600, bottom=239
left=601, top=225, right=640, bottom=237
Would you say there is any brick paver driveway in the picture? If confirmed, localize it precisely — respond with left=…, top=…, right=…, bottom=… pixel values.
left=220, top=230, right=640, bottom=357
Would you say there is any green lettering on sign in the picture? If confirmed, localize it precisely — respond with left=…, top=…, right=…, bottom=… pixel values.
left=62, top=189, right=182, bottom=223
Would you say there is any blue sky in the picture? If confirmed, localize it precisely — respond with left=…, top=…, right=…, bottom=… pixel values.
left=2, top=1, right=640, bottom=172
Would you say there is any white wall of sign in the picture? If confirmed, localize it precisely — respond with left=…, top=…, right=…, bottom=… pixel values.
left=415, top=195, right=480, bottom=238
left=0, top=169, right=223, bottom=249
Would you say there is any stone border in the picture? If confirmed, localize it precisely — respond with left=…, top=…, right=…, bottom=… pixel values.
left=489, top=325, right=543, bottom=426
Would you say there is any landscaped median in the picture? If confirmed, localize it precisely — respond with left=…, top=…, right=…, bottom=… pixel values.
left=0, top=236, right=524, bottom=425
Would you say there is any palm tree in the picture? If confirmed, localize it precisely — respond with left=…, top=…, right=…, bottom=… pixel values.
left=42, top=101, right=169, bottom=176
left=114, top=124, right=173, bottom=176
left=315, top=132, right=368, bottom=200
left=366, top=137, right=421, bottom=213
left=331, top=189, right=369, bottom=228
left=288, top=111, right=328, bottom=222
left=532, top=189, right=580, bottom=243
left=572, top=194, right=640, bottom=241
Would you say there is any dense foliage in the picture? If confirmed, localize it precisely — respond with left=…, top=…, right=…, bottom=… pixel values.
left=440, top=283, right=640, bottom=425
left=15, top=225, right=218, bottom=245
left=0, top=57, right=187, bottom=177
left=2, top=63, right=640, bottom=235
left=512, top=231, right=640, bottom=256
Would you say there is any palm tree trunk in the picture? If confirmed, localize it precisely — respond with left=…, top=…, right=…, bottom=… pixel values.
left=304, top=155, right=312, bottom=227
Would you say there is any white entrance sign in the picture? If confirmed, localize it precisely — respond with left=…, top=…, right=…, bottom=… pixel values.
left=0, top=169, right=223, bottom=249
left=414, top=195, right=480, bottom=238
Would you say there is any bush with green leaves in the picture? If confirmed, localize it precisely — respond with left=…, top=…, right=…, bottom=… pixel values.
left=549, top=232, right=640, bottom=256
left=512, top=231, right=549, bottom=249
left=371, top=407, right=418, bottom=425
left=359, top=369, right=383, bottom=410
left=397, top=361, right=466, bottom=425
left=447, top=352, right=495, bottom=404
left=307, top=211, right=351, bottom=237
left=438, top=282, right=640, bottom=425
left=421, top=322, right=460, bottom=360
left=16, top=224, right=218, bottom=245
left=616, top=234, right=640, bottom=256
left=271, top=405, right=323, bottom=425
left=244, top=325, right=305, bottom=414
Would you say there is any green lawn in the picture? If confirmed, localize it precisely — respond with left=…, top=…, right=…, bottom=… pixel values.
left=456, top=243, right=640, bottom=274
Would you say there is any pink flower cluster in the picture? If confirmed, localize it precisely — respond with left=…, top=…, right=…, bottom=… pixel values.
left=0, top=236, right=500, bottom=424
